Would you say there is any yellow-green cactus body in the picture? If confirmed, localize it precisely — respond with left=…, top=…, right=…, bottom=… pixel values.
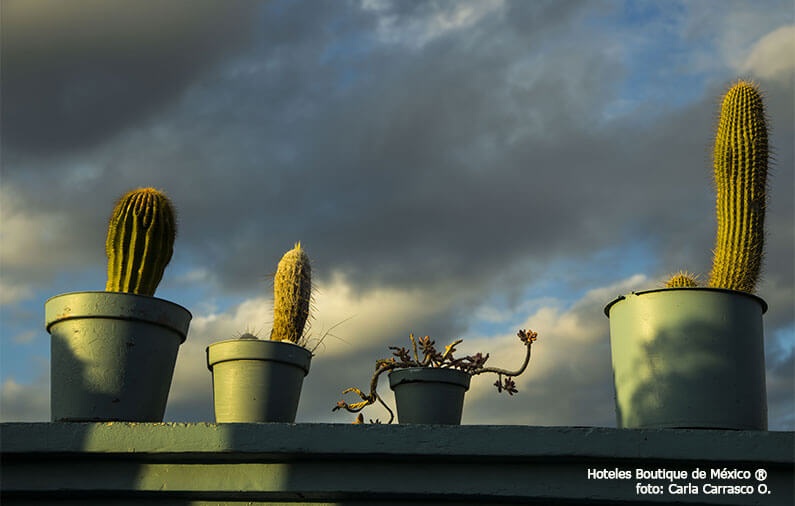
left=665, top=271, right=699, bottom=288
left=708, top=81, right=768, bottom=293
left=105, top=187, right=176, bottom=296
left=271, top=242, right=312, bottom=343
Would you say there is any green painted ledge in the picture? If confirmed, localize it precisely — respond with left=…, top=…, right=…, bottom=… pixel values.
left=1, top=423, right=793, bottom=505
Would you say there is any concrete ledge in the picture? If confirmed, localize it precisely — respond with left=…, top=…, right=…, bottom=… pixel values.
left=1, top=423, right=793, bottom=505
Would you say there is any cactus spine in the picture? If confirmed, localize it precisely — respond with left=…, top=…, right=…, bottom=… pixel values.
left=271, top=242, right=312, bottom=343
left=105, top=187, right=176, bottom=296
left=708, top=81, right=768, bottom=293
left=665, top=271, right=699, bottom=288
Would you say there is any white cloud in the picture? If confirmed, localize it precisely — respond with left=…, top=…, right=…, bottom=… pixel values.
left=174, top=267, right=215, bottom=285
left=315, top=274, right=649, bottom=426
left=0, top=280, right=34, bottom=305
left=460, top=275, right=649, bottom=426
left=362, top=0, right=505, bottom=49
left=165, top=271, right=466, bottom=420
left=711, top=6, right=790, bottom=70
left=0, top=377, right=49, bottom=422
left=309, top=271, right=465, bottom=355
left=740, top=25, right=795, bottom=83
left=165, top=297, right=273, bottom=412
left=0, top=186, right=59, bottom=267
left=0, top=183, right=92, bottom=288
left=11, top=330, right=38, bottom=344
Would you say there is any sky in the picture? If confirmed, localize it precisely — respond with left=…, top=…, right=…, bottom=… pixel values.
left=1, top=0, right=793, bottom=429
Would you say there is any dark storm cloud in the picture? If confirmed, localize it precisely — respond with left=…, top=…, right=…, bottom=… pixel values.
left=3, top=0, right=791, bottom=306
left=158, top=0, right=628, bottom=294
left=0, top=0, right=600, bottom=292
left=1, top=0, right=259, bottom=154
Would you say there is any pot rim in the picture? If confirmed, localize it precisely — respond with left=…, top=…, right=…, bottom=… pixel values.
left=388, top=366, right=472, bottom=390
left=604, top=287, right=768, bottom=317
left=45, top=290, right=192, bottom=341
left=206, top=338, right=312, bottom=374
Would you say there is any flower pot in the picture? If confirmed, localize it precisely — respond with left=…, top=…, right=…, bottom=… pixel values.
left=46, top=291, right=191, bottom=422
left=388, top=367, right=471, bottom=424
left=206, top=338, right=312, bottom=423
left=604, top=287, right=767, bottom=429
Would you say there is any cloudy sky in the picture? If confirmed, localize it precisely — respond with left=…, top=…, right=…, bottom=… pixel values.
left=1, top=0, right=793, bottom=429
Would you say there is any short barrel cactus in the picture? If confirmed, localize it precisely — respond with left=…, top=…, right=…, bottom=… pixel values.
left=665, top=271, right=699, bottom=288
left=105, top=187, right=176, bottom=296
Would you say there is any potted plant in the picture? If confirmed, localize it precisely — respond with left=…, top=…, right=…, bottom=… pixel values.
left=333, top=329, right=538, bottom=424
left=207, top=242, right=314, bottom=423
left=605, top=81, right=770, bottom=429
left=45, top=187, right=192, bottom=422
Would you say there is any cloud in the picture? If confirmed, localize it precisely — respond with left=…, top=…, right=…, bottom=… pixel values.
left=165, top=271, right=474, bottom=421
left=693, top=1, right=794, bottom=73
left=740, top=25, right=795, bottom=83
left=0, top=376, right=49, bottom=422
left=0, top=281, right=33, bottom=306
left=766, top=342, right=795, bottom=429
left=164, top=297, right=272, bottom=421
left=1, top=0, right=258, bottom=154
left=294, top=274, right=648, bottom=425
left=0, top=0, right=792, bottom=430
left=459, top=275, right=646, bottom=426
left=361, top=0, right=506, bottom=49
left=10, top=330, right=37, bottom=345
left=115, top=1, right=698, bottom=296
left=7, top=0, right=790, bottom=304
left=0, top=183, right=101, bottom=290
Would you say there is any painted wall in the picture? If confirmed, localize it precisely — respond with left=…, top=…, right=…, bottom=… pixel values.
left=1, top=423, right=793, bottom=505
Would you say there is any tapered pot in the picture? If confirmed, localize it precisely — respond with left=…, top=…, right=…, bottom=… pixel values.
left=46, top=291, right=191, bottom=422
left=388, top=367, right=471, bottom=424
left=605, top=288, right=767, bottom=429
left=207, top=338, right=312, bottom=423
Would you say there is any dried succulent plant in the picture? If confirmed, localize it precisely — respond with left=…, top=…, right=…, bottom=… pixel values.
left=333, top=329, right=538, bottom=423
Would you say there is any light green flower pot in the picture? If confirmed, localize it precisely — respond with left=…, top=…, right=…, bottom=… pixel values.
left=388, top=367, right=471, bottom=424
left=206, top=338, right=312, bottom=423
left=46, top=291, right=191, bottom=422
left=605, top=288, right=767, bottom=429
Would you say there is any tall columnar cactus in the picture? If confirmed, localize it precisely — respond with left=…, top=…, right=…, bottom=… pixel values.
left=708, top=80, right=768, bottom=293
left=105, top=187, right=176, bottom=296
left=271, top=242, right=312, bottom=343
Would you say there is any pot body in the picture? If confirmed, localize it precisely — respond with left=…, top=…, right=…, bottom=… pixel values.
left=605, top=288, right=767, bottom=429
left=207, top=339, right=312, bottom=423
left=46, top=291, right=191, bottom=422
left=388, top=367, right=471, bottom=424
